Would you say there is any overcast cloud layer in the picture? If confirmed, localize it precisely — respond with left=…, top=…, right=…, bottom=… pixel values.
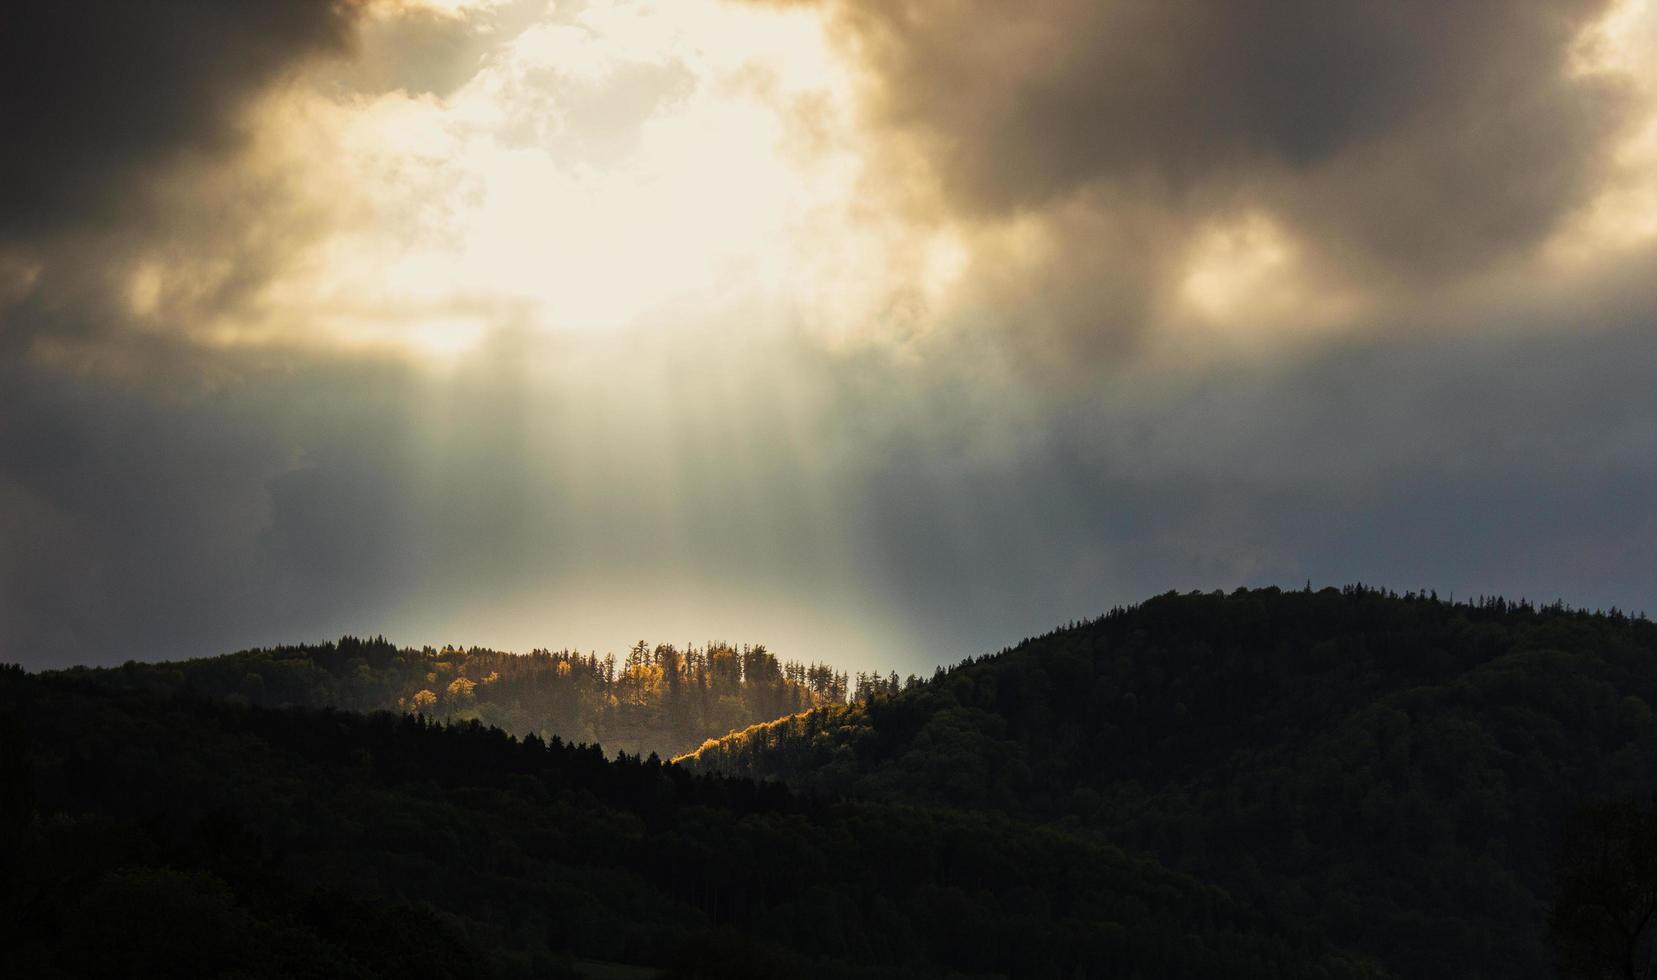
left=2, top=0, right=1656, bottom=671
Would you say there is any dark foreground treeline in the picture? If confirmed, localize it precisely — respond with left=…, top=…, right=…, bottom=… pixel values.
left=51, top=637, right=863, bottom=759
left=685, top=586, right=1657, bottom=979
left=0, top=667, right=1377, bottom=980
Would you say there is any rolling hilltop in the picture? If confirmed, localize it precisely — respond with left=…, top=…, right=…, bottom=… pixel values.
left=0, top=664, right=1370, bottom=979
left=52, top=638, right=857, bottom=760
left=9, top=585, right=1657, bottom=977
left=682, top=586, right=1657, bottom=979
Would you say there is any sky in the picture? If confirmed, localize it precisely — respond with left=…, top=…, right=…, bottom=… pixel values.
left=3, top=0, right=1657, bottom=672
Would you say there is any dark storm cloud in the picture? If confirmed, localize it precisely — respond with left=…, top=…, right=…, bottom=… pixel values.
left=810, top=0, right=1632, bottom=277
left=0, top=0, right=359, bottom=244
left=0, top=0, right=395, bottom=663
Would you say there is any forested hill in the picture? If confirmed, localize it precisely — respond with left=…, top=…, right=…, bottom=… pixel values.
left=0, top=667, right=1380, bottom=979
left=682, top=586, right=1657, bottom=979
left=51, top=638, right=862, bottom=759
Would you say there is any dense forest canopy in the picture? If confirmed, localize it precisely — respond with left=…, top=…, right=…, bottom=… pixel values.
left=13, top=585, right=1657, bottom=977
left=0, top=666, right=1377, bottom=979
left=51, top=638, right=872, bottom=760
left=684, top=586, right=1657, bottom=979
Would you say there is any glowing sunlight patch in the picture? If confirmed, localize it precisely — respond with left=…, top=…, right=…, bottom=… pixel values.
left=246, top=0, right=918, bottom=358
left=1549, top=0, right=1657, bottom=267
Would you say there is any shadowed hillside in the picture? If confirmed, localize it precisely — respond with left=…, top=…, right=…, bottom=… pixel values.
left=681, top=586, right=1657, bottom=979
left=0, top=666, right=1378, bottom=979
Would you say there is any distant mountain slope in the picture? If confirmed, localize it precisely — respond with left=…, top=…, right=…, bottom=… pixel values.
left=0, top=668, right=1379, bottom=979
left=681, top=586, right=1657, bottom=979
left=51, top=637, right=853, bottom=759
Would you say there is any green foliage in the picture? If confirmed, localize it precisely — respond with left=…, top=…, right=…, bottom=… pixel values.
left=1549, top=794, right=1657, bottom=979
left=684, top=586, right=1657, bottom=979
left=0, top=815, right=495, bottom=979
left=52, top=637, right=851, bottom=759
left=0, top=668, right=1376, bottom=979
left=23, top=585, right=1648, bottom=976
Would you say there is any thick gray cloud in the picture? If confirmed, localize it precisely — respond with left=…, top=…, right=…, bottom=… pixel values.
left=0, top=0, right=358, bottom=244
left=820, top=0, right=1630, bottom=277
left=0, top=0, right=369, bottom=660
